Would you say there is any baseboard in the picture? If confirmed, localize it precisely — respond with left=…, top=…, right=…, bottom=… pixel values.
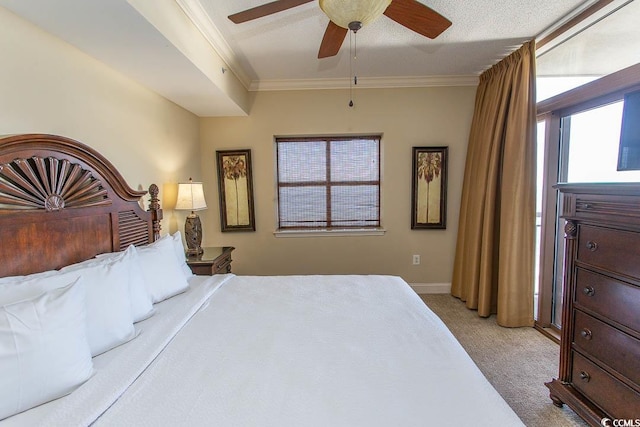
left=409, top=282, right=451, bottom=294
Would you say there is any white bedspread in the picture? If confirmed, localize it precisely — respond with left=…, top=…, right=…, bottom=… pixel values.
left=92, top=275, right=523, bottom=427
left=2, top=274, right=522, bottom=426
left=1, top=274, right=232, bottom=427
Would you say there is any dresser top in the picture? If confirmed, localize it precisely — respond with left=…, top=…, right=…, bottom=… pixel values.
left=555, top=182, right=640, bottom=196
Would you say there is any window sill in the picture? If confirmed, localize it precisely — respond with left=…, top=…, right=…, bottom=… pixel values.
left=274, top=228, right=386, bottom=238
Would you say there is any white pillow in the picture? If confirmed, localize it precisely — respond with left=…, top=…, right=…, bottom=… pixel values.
left=127, top=254, right=156, bottom=322
left=0, top=279, right=94, bottom=420
left=137, top=236, right=190, bottom=303
left=57, top=256, right=137, bottom=355
left=85, top=246, right=154, bottom=323
left=1, top=256, right=136, bottom=356
left=0, top=268, right=59, bottom=286
left=170, top=231, right=194, bottom=279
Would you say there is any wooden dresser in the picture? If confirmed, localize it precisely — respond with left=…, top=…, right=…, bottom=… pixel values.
left=546, top=183, right=640, bottom=425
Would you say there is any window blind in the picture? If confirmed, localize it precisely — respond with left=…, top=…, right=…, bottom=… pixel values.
left=276, top=136, right=381, bottom=230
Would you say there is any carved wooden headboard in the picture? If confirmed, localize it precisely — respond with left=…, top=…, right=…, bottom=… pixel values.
left=0, top=134, right=162, bottom=278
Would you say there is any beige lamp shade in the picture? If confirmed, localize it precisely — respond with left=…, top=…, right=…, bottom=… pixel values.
left=319, top=0, right=392, bottom=29
left=175, top=180, right=207, bottom=211
left=175, top=179, right=207, bottom=256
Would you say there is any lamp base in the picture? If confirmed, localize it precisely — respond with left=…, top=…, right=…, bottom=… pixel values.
left=184, top=213, right=203, bottom=256
left=185, top=247, right=203, bottom=257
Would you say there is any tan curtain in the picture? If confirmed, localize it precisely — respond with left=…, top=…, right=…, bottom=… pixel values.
left=451, top=41, right=536, bottom=327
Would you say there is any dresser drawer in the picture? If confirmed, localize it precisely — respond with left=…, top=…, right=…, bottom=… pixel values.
left=571, top=351, right=640, bottom=419
left=574, top=268, right=640, bottom=332
left=577, top=225, right=640, bottom=278
left=573, top=310, right=640, bottom=385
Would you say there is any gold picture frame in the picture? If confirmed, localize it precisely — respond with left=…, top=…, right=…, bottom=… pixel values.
left=411, top=146, right=448, bottom=229
left=216, top=149, right=255, bottom=232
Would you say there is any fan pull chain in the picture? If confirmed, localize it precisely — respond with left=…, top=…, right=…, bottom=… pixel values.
left=348, top=25, right=358, bottom=108
left=349, top=30, right=354, bottom=107
left=354, top=29, right=358, bottom=87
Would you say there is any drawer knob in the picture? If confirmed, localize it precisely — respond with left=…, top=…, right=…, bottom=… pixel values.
left=583, top=286, right=595, bottom=297
left=579, top=371, right=591, bottom=382
left=580, top=328, right=592, bottom=340
left=585, top=241, right=598, bottom=251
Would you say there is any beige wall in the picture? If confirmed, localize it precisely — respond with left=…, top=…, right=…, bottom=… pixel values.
left=200, top=87, right=476, bottom=285
left=0, top=7, right=478, bottom=285
left=0, top=7, right=200, bottom=233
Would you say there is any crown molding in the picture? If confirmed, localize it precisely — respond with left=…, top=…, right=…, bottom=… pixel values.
left=176, top=1, right=478, bottom=93
left=175, top=0, right=252, bottom=89
left=250, top=75, right=479, bottom=91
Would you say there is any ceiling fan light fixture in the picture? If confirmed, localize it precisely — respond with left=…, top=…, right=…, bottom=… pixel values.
left=319, top=0, right=392, bottom=30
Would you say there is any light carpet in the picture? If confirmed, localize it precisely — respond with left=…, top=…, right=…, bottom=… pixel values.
left=420, top=294, right=588, bottom=427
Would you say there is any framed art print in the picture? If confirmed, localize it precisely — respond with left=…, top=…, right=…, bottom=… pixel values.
left=216, top=149, right=256, bottom=232
left=411, top=146, right=448, bottom=229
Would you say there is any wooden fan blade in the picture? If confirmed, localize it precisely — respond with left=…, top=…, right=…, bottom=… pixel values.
left=384, top=0, right=451, bottom=39
left=229, top=0, right=314, bottom=24
left=318, top=21, right=348, bottom=58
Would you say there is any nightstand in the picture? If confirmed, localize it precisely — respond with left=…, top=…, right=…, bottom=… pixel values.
left=186, top=246, right=234, bottom=276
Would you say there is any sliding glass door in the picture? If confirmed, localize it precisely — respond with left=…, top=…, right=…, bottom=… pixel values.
left=535, top=71, right=640, bottom=334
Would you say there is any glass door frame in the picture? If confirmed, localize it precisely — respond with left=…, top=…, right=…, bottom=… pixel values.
left=534, top=63, right=640, bottom=339
left=535, top=111, right=562, bottom=334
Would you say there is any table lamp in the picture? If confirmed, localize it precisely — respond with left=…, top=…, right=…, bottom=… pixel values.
left=175, top=178, right=207, bottom=256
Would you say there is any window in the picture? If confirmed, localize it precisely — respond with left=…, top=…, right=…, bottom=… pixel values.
left=276, top=136, right=380, bottom=231
left=533, top=0, right=640, bottom=337
left=562, top=100, right=640, bottom=182
left=535, top=64, right=640, bottom=337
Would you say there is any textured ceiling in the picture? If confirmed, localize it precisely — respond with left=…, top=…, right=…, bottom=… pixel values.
left=195, top=0, right=589, bottom=88
left=537, top=0, right=640, bottom=77
left=3, top=0, right=631, bottom=116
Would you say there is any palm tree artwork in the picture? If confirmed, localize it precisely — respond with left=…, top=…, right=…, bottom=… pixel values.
left=222, top=155, right=249, bottom=226
left=417, top=151, right=442, bottom=224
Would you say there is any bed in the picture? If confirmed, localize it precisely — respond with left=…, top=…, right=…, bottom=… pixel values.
left=0, top=134, right=523, bottom=426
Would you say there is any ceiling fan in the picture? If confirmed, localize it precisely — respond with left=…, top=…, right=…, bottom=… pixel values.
left=228, top=0, right=452, bottom=59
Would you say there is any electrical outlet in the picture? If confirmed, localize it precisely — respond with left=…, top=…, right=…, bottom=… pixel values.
left=412, top=255, right=420, bottom=265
